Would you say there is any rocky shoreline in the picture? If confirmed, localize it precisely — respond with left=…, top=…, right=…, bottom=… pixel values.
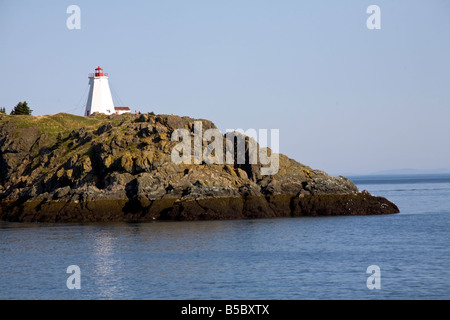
left=0, top=113, right=399, bottom=222
left=0, top=193, right=399, bottom=223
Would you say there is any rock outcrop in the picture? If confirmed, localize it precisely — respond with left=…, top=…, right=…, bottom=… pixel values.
left=0, top=112, right=399, bottom=222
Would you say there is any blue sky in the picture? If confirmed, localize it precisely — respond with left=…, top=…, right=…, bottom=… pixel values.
left=0, top=0, right=449, bottom=175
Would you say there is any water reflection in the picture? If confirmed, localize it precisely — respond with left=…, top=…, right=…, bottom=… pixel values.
left=90, top=229, right=119, bottom=299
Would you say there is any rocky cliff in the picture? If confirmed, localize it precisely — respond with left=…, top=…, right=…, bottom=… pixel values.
left=0, top=112, right=399, bottom=222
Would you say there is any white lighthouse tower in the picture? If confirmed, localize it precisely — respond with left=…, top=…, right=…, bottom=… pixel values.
left=85, top=66, right=115, bottom=116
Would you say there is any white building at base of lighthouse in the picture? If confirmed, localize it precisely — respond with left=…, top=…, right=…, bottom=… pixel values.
left=85, top=66, right=130, bottom=116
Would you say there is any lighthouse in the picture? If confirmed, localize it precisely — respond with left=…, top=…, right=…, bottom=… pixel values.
left=85, top=66, right=115, bottom=116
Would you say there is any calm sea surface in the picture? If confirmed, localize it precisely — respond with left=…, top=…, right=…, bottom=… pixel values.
left=1, top=174, right=449, bottom=300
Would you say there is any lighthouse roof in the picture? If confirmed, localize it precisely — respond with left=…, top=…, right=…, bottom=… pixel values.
left=96, top=66, right=103, bottom=70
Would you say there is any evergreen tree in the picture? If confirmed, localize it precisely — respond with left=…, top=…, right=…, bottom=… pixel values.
left=0, top=107, right=6, bottom=113
left=10, top=101, right=32, bottom=115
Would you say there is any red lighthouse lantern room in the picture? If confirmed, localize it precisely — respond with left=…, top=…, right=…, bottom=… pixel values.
left=95, top=66, right=104, bottom=77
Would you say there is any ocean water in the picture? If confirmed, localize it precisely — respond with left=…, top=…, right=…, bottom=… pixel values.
left=0, top=174, right=449, bottom=300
